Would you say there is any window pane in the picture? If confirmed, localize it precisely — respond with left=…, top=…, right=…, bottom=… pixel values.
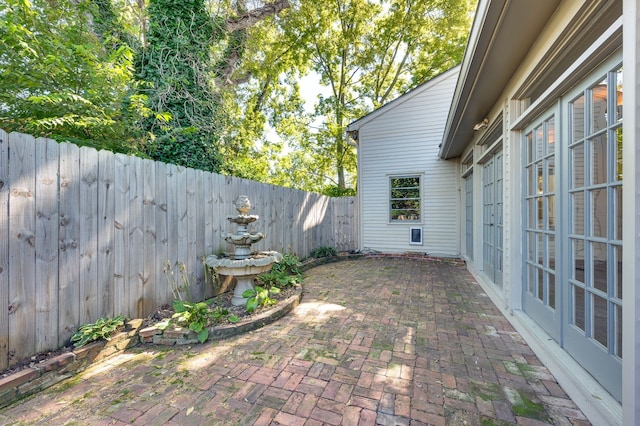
left=572, top=94, right=585, bottom=142
left=573, top=239, right=585, bottom=282
left=591, top=78, right=608, bottom=133
left=615, top=68, right=623, bottom=122
left=527, top=166, right=535, bottom=195
left=571, top=142, right=585, bottom=188
left=549, top=273, right=556, bottom=309
left=537, top=233, right=544, bottom=265
left=590, top=134, right=608, bottom=185
left=546, top=234, right=555, bottom=268
left=593, top=295, right=608, bottom=348
left=615, top=245, right=622, bottom=299
left=591, top=188, right=607, bottom=238
left=572, top=191, right=585, bottom=235
left=526, top=132, right=533, bottom=163
left=537, top=164, right=543, bottom=193
left=537, top=268, right=543, bottom=301
left=616, top=127, right=623, bottom=181
left=536, top=125, right=544, bottom=159
left=615, top=185, right=622, bottom=240
left=547, top=117, right=555, bottom=153
left=528, top=264, right=536, bottom=294
left=592, top=241, right=607, bottom=292
left=390, top=176, right=421, bottom=221
left=546, top=158, right=555, bottom=193
left=615, top=304, right=622, bottom=358
left=547, top=194, right=555, bottom=231
left=537, top=197, right=543, bottom=229
left=574, top=285, right=585, bottom=331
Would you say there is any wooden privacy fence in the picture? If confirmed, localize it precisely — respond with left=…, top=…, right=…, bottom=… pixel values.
left=0, top=130, right=358, bottom=369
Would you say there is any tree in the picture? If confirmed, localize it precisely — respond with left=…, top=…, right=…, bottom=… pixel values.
left=267, top=0, right=476, bottom=191
left=134, top=0, right=291, bottom=172
left=0, top=0, right=139, bottom=153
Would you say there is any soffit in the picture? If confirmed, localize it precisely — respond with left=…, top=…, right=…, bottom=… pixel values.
left=440, top=0, right=560, bottom=159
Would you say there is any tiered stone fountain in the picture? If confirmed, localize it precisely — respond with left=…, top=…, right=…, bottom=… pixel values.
left=205, top=195, right=281, bottom=306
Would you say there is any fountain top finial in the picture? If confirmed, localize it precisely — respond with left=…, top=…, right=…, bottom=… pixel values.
left=235, top=195, right=251, bottom=215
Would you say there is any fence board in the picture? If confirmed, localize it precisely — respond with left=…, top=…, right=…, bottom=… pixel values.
left=58, top=142, right=80, bottom=345
left=34, top=137, right=59, bottom=352
left=113, top=154, right=130, bottom=318
left=79, top=146, right=99, bottom=325
left=8, top=132, right=37, bottom=365
left=143, top=159, right=156, bottom=315
left=186, top=168, right=200, bottom=301
left=128, top=156, right=144, bottom=318
left=0, top=130, right=8, bottom=370
left=97, top=150, right=115, bottom=317
left=194, top=170, right=205, bottom=298
left=155, top=161, right=169, bottom=308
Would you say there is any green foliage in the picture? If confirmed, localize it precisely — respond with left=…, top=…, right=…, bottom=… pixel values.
left=135, top=0, right=223, bottom=172
left=258, top=269, right=300, bottom=289
left=242, top=286, right=280, bottom=313
left=257, top=253, right=303, bottom=290
left=0, top=0, right=141, bottom=153
left=310, top=246, right=338, bottom=258
left=172, top=300, right=211, bottom=343
left=71, top=316, right=126, bottom=348
left=322, top=186, right=357, bottom=197
left=274, top=254, right=303, bottom=276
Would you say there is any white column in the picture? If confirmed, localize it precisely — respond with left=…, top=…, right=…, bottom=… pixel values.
left=622, top=0, right=639, bottom=424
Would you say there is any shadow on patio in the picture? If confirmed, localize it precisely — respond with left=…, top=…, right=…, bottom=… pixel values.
left=0, top=257, right=588, bottom=425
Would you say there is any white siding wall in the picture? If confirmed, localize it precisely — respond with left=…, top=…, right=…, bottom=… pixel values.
left=357, top=69, right=460, bottom=255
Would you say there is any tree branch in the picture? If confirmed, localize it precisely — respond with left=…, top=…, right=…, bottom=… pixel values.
left=226, top=0, right=291, bottom=32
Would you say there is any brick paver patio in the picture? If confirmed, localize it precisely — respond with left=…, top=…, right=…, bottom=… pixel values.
left=0, top=257, right=589, bottom=425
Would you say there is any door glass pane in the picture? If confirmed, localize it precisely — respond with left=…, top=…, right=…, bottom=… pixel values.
left=537, top=197, right=543, bottom=228
left=536, top=125, right=544, bottom=159
left=614, top=185, right=622, bottom=240
left=537, top=233, right=544, bottom=265
left=572, top=191, right=585, bottom=235
left=571, top=143, right=585, bottom=187
left=546, top=158, right=555, bottom=192
left=615, top=127, right=623, bottom=181
left=591, top=241, right=607, bottom=292
left=573, top=239, right=585, bottom=282
left=572, top=94, right=585, bottom=142
left=526, top=132, right=533, bottom=163
left=615, top=68, right=623, bottom=122
left=574, top=285, right=585, bottom=331
left=529, top=265, right=537, bottom=294
left=593, top=295, right=608, bottom=347
left=615, top=304, right=623, bottom=358
left=546, top=234, right=555, bottom=268
left=537, top=164, right=543, bottom=193
left=591, top=78, right=608, bottom=133
left=547, top=194, right=555, bottom=231
left=549, top=273, right=556, bottom=309
left=537, top=269, right=543, bottom=301
left=590, top=135, right=608, bottom=185
left=615, top=245, right=622, bottom=299
left=528, top=199, right=535, bottom=228
left=547, top=117, right=555, bottom=152
left=591, top=188, right=607, bottom=238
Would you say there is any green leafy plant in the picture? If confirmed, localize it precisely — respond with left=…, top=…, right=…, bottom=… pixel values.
left=172, top=301, right=211, bottom=343
left=242, top=286, right=280, bottom=313
left=310, top=246, right=338, bottom=258
left=274, top=253, right=303, bottom=276
left=258, top=269, right=300, bottom=289
left=211, top=306, right=239, bottom=324
left=71, top=316, right=126, bottom=348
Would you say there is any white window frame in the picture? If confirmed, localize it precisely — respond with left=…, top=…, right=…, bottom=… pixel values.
left=389, top=175, right=422, bottom=223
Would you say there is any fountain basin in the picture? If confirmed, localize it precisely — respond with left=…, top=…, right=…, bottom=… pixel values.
left=205, top=251, right=282, bottom=306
